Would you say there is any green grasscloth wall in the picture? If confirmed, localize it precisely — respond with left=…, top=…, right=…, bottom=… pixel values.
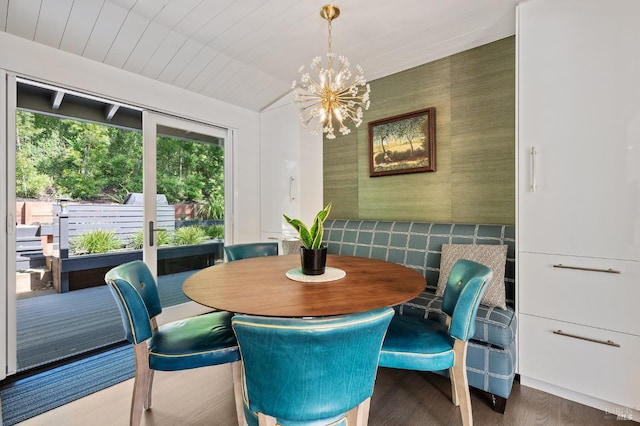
left=323, top=36, right=515, bottom=225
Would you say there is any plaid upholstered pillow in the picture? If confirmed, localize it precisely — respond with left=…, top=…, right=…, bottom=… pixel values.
left=436, top=244, right=508, bottom=309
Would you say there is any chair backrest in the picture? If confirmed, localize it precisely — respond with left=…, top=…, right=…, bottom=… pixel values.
left=224, top=242, right=278, bottom=261
left=104, top=260, right=162, bottom=345
left=232, top=307, right=395, bottom=424
left=442, top=259, right=493, bottom=342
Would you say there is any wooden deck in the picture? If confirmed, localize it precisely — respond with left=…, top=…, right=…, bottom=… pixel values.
left=15, top=271, right=193, bottom=372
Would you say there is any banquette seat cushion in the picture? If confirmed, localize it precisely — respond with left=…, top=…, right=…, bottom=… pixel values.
left=322, top=219, right=517, bottom=407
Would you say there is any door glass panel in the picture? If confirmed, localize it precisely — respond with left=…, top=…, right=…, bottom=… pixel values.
left=151, top=120, right=226, bottom=302
left=14, top=109, right=145, bottom=371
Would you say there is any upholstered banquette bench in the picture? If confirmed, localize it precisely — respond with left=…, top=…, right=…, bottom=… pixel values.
left=322, top=219, right=517, bottom=413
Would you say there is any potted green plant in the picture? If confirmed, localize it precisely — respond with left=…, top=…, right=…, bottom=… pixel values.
left=283, top=203, right=332, bottom=275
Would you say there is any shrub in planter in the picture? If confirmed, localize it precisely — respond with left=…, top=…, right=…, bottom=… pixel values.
left=70, top=229, right=122, bottom=255
left=128, top=229, right=171, bottom=249
left=204, top=224, right=224, bottom=240
left=172, top=225, right=210, bottom=245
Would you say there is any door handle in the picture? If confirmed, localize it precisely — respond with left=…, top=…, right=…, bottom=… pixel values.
left=149, top=221, right=160, bottom=247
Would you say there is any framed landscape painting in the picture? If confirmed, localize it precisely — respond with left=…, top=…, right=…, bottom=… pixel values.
left=368, top=107, right=436, bottom=177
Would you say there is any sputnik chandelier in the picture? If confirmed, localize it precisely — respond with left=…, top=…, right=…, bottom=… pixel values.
left=292, top=4, right=371, bottom=139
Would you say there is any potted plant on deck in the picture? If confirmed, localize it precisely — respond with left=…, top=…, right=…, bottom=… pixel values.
left=283, top=203, right=331, bottom=275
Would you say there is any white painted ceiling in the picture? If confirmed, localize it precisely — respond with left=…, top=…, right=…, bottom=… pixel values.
left=0, top=0, right=519, bottom=112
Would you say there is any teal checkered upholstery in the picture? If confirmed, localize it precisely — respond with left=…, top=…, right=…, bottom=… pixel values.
left=323, top=219, right=517, bottom=403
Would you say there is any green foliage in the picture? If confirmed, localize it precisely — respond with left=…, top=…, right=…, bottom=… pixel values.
left=56, top=121, right=112, bottom=199
left=204, top=224, right=224, bottom=240
left=128, top=229, right=171, bottom=249
left=172, top=226, right=210, bottom=245
left=128, top=225, right=219, bottom=249
left=15, top=111, right=224, bottom=205
left=70, top=230, right=122, bottom=255
left=197, top=197, right=224, bottom=220
left=16, top=154, right=52, bottom=198
left=101, top=128, right=143, bottom=201
left=283, top=203, right=332, bottom=249
left=16, top=112, right=57, bottom=198
left=156, top=137, right=224, bottom=203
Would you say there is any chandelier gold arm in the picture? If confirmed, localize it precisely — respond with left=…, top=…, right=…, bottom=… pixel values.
left=292, top=4, right=370, bottom=139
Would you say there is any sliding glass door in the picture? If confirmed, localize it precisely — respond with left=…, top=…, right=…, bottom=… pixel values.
left=1, top=71, right=15, bottom=380
left=2, top=76, right=233, bottom=378
left=142, top=112, right=231, bottom=281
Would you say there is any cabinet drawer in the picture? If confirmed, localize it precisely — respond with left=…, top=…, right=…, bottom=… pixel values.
left=518, top=252, right=640, bottom=336
left=519, top=314, right=640, bottom=410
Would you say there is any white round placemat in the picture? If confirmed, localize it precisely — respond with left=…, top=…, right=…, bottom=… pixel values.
left=285, top=267, right=346, bottom=283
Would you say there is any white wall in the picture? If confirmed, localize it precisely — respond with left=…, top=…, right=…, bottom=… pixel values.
left=0, top=31, right=262, bottom=242
left=259, top=94, right=323, bottom=244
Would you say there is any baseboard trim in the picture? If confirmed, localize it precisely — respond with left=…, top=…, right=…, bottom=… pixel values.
left=520, top=376, right=639, bottom=423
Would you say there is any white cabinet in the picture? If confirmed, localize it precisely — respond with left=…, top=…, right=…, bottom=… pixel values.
left=518, top=0, right=640, bottom=261
left=518, top=253, right=640, bottom=336
left=259, top=95, right=323, bottom=244
left=519, top=315, right=640, bottom=412
left=517, top=0, right=640, bottom=415
left=260, top=99, right=300, bottom=238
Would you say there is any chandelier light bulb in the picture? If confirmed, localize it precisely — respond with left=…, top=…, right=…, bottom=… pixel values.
left=292, top=4, right=371, bottom=139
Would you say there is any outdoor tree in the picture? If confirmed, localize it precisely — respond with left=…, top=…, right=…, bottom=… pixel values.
left=15, top=110, right=225, bottom=215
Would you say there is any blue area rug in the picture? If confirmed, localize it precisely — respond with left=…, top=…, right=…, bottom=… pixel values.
left=1, top=345, right=135, bottom=425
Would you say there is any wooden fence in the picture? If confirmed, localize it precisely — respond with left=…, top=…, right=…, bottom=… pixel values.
left=16, top=201, right=201, bottom=226
left=52, top=203, right=176, bottom=292
left=15, top=203, right=225, bottom=292
left=53, top=203, right=176, bottom=248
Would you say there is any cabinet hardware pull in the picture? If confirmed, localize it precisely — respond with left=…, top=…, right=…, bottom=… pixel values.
left=552, top=264, right=620, bottom=274
left=553, top=330, right=620, bottom=348
left=289, top=176, right=295, bottom=201
left=530, top=146, right=537, bottom=192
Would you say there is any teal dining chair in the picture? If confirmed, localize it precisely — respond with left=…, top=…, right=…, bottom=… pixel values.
left=224, top=241, right=278, bottom=261
left=105, top=260, right=244, bottom=426
left=232, top=307, right=395, bottom=426
left=379, top=259, right=493, bottom=426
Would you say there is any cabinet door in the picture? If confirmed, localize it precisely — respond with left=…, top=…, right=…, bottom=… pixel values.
left=517, top=0, right=640, bottom=260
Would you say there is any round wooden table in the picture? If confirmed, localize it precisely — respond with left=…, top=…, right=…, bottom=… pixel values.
left=182, top=254, right=425, bottom=317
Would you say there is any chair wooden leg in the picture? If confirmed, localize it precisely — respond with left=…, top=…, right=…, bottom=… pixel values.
left=257, top=413, right=277, bottom=426
left=144, top=370, right=155, bottom=410
left=346, top=397, right=372, bottom=426
left=451, top=340, right=473, bottom=426
left=449, top=366, right=460, bottom=406
left=131, top=343, right=152, bottom=426
left=232, top=361, right=247, bottom=426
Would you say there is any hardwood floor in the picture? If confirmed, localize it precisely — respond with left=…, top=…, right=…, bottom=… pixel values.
left=18, top=365, right=624, bottom=426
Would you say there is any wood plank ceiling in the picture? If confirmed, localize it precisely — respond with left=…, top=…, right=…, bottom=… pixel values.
left=0, top=0, right=519, bottom=112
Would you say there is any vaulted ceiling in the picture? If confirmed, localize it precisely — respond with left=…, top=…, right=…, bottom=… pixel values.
left=1, top=0, right=519, bottom=112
